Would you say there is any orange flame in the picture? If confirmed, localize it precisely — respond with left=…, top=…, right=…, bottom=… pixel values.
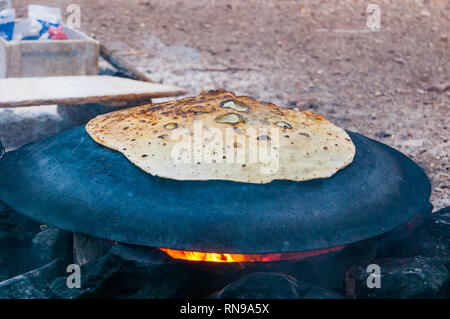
left=160, top=245, right=345, bottom=263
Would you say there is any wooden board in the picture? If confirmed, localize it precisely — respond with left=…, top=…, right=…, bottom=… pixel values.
left=0, top=76, right=188, bottom=108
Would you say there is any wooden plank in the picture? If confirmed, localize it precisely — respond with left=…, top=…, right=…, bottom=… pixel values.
left=100, top=43, right=155, bottom=83
left=0, top=75, right=188, bottom=108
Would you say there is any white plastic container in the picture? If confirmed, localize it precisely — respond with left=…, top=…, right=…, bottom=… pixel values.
left=0, top=22, right=99, bottom=78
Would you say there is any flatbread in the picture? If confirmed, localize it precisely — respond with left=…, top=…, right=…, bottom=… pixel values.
left=86, top=90, right=355, bottom=183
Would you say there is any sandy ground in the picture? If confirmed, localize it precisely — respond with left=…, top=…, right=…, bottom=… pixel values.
left=10, top=0, right=450, bottom=210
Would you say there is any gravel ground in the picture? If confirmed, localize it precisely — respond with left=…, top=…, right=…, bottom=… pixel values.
left=11, top=0, right=449, bottom=210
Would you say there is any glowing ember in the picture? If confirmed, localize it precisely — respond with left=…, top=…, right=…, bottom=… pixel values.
left=160, top=245, right=345, bottom=263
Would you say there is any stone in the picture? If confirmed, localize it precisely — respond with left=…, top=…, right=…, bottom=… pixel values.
left=299, top=285, right=343, bottom=299
left=0, top=259, right=64, bottom=299
left=346, top=256, right=449, bottom=299
left=287, top=93, right=319, bottom=109
left=287, top=93, right=303, bottom=107
left=376, top=207, right=450, bottom=269
left=408, top=207, right=450, bottom=265
left=249, top=238, right=377, bottom=294
left=0, top=106, right=62, bottom=151
left=375, top=131, right=392, bottom=138
left=32, top=227, right=73, bottom=266
left=50, top=243, right=191, bottom=299
left=0, top=200, right=41, bottom=242
left=216, top=272, right=343, bottom=299
left=0, top=201, right=41, bottom=281
left=73, top=233, right=114, bottom=266
left=56, top=104, right=125, bottom=129
left=217, top=272, right=300, bottom=299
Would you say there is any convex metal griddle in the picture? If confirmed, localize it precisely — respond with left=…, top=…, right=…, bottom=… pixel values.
left=0, top=126, right=431, bottom=255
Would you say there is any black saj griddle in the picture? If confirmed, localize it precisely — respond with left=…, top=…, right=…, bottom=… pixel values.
left=0, top=126, right=431, bottom=260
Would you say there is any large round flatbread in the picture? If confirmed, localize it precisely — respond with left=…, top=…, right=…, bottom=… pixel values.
left=86, top=90, right=355, bottom=183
